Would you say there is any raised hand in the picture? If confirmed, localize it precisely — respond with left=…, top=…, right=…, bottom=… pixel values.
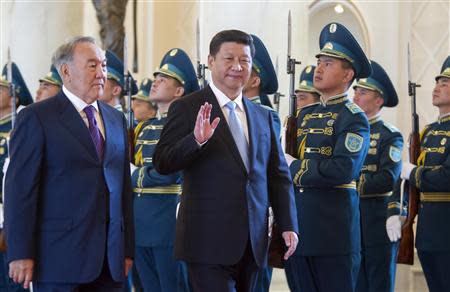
left=194, top=102, right=220, bottom=144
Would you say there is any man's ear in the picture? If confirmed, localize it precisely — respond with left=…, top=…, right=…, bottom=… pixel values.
left=343, top=68, right=355, bottom=84
left=174, top=86, right=185, bottom=98
left=207, top=54, right=214, bottom=69
left=375, top=95, right=385, bottom=107
left=60, top=63, right=70, bottom=82
left=112, top=85, right=122, bottom=97
left=251, top=76, right=261, bottom=89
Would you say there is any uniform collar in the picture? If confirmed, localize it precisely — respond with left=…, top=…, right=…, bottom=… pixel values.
left=368, top=113, right=382, bottom=125
left=248, top=95, right=261, bottom=104
left=156, top=110, right=167, bottom=120
left=0, top=113, right=12, bottom=125
left=438, top=112, right=450, bottom=124
left=320, top=93, right=348, bottom=107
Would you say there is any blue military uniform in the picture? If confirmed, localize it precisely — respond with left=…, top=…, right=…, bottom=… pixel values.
left=287, top=23, right=371, bottom=292
left=284, top=65, right=320, bottom=292
left=0, top=62, right=32, bottom=292
left=105, top=50, right=138, bottom=112
left=405, top=56, right=450, bottom=292
left=132, top=48, right=198, bottom=292
left=353, top=61, right=403, bottom=292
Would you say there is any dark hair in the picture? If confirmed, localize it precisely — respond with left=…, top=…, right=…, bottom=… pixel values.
left=340, top=59, right=356, bottom=89
left=209, top=30, right=255, bottom=58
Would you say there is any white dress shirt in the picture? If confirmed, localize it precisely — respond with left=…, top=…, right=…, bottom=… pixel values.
left=209, top=80, right=249, bottom=143
left=63, top=86, right=105, bottom=139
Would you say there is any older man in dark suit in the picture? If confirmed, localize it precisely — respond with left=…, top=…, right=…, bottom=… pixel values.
left=4, top=36, right=134, bottom=291
left=153, top=29, right=298, bottom=292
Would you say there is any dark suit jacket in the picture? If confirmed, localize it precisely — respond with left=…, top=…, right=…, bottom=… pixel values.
left=153, top=86, right=298, bottom=267
left=4, top=92, right=134, bottom=283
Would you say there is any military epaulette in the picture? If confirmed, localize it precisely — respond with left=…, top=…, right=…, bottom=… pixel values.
left=382, top=121, right=400, bottom=133
left=345, top=102, right=364, bottom=114
left=419, top=124, right=431, bottom=142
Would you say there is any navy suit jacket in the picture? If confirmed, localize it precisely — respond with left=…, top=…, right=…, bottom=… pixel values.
left=153, top=86, right=298, bottom=267
left=4, top=92, right=134, bottom=283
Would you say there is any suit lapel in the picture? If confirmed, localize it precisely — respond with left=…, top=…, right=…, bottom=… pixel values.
left=243, top=97, right=258, bottom=172
left=205, top=86, right=248, bottom=173
left=98, top=102, right=120, bottom=166
left=57, top=93, right=99, bottom=163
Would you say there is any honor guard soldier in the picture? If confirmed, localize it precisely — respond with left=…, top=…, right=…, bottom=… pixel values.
left=131, top=48, right=198, bottom=292
left=101, top=49, right=138, bottom=112
left=241, top=34, right=280, bottom=292
left=132, top=78, right=157, bottom=123
left=0, top=62, right=33, bottom=292
left=295, top=65, right=321, bottom=112
left=243, top=34, right=281, bottom=139
left=284, top=65, right=321, bottom=292
left=352, top=60, right=403, bottom=292
left=393, top=55, right=450, bottom=292
left=36, top=65, right=62, bottom=102
left=284, top=22, right=371, bottom=292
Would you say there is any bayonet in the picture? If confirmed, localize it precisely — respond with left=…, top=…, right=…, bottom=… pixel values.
left=196, top=18, right=207, bottom=89
left=273, top=56, right=284, bottom=113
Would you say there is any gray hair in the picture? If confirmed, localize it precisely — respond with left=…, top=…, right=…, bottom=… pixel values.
left=52, top=36, right=97, bottom=77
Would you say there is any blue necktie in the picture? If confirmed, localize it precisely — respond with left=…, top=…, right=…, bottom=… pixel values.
left=225, top=101, right=249, bottom=171
left=83, top=105, right=104, bottom=161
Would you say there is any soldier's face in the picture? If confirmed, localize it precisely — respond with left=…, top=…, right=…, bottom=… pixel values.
left=432, top=77, right=450, bottom=107
left=99, top=79, right=122, bottom=104
left=353, top=87, right=383, bottom=117
left=314, top=56, right=354, bottom=94
left=0, top=86, right=11, bottom=109
left=208, top=42, right=252, bottom=97
left=36, top=81, right=60, bottom=102
left=63, top=42, right=107, bottom=104
left=295, top=91, right=319, bottom=109
left=150, top=74, right=184, bottom=103
left=132, top=99, right=156, bottom=122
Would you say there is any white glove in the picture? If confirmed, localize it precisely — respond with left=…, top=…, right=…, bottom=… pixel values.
left=130, top=163, right=138, bottom=175
left=2, top=157, right=9, bottom=175
left=401, top=162, right=415, bottom=180
left=176, top=202, right=180, bottom=219
left=386, top=215, right=402, bottom=242
left=284, top=153, right=296, bottom=167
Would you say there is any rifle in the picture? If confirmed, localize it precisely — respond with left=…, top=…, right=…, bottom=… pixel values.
left=132, top=0, right=138, bottom=73
left=123, top=36, right=135, bottom=161
left=285, top=10, right=301, bottom=156
left=268, top=11, right=300, bottom=269
left=397, top=44, right=421, bottom=265
left=273, top=56, right=285, bottom=113
left=196, top=18, right=207, bottom=89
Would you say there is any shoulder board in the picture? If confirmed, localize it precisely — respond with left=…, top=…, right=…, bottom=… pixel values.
left=419, top=124, right=432, bottom=142
left=345, top=102, right=364, bottom=114
left=382, top=121, right=400, bottom=133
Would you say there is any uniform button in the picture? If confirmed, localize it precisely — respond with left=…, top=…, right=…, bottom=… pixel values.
left=137, top=194, right=141, bottom=197
left=299, top=188, right=304, bottom=193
